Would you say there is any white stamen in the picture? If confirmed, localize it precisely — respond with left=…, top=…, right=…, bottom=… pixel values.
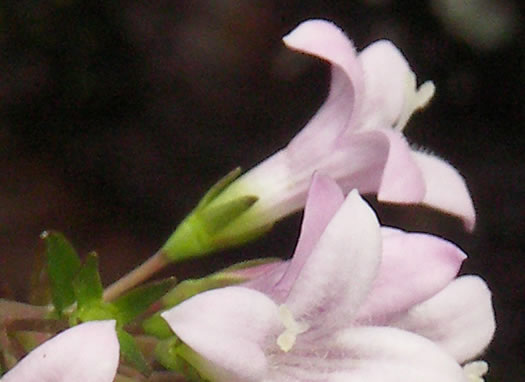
left=463, top=360, right=489, bottom=382
left=394, top=71, right=436, bottom=131
left=276, top=305, right=309, bottom=352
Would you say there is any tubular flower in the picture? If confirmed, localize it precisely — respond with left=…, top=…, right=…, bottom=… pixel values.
left=162, top=175, right=494, bottom=382
left=0, top=320, right=119, bottom=382
left=207, top=18, right=474, bottom=246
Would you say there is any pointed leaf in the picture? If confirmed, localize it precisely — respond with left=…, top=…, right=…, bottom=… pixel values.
left=117, top=328, right=151, bottom=376
left=73, top=252, right=103, bottom=308
left=72, top=301, right=118, bottom=325
left=113, top=278, right=176, bottom=325
left=41, top=231, right=81, bottom=315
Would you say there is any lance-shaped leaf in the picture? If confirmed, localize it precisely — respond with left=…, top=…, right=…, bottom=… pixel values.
left=112, top=278, right=176, bottom=326
left=70, top=252, right=116, bottom=324
left=117, top=328, right=151, bottom=376
left=41, top=231, right=81, bottom=316
left=73, top=252, right=103, bottom=307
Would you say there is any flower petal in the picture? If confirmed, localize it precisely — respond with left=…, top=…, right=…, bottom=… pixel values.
left=391, top=276, right=495, bottom=363
left=269, top=173, right=344, bottom=301
left=355, top=228, right=466, bottom=324
left=357, top=40, right=411, bottom=130
left=219, top=131, right=390, bottom=236
left=283, top=19, right=364, bottom=156
left=284, top=190, right=382, bottom=330
left=162, top=287, right=280, bottom=382
left=374, top=128, right=426, bottom=203
left=412, top=151, right=476, bottom=231
left=1, top=320, right=119, bottom=382
left=328, top=326, right=467, bottom=382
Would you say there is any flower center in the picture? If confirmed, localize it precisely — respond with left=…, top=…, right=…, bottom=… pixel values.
left=276, top=305, right=309, bottom=353
left=463, top=360, right=489, bottom=382
left=394, top=72, right=435, bottom=131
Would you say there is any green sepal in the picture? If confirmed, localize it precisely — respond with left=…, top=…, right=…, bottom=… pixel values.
left=161, top=195, right=259, bottom=262
left=211, top=221, right=273, bottom=250
left=224, top=257, right=281, bottom=272
left=117, top=328, right=151, bottom=376
left=142, top=312, right=174, bottom=339
left=155, top=337, right=209, bottom=382
left=161, top=274, right=243, bottom=308
left=112, top=277, right=176, bottom=325
left=41, top=231, right=82, bottom=316
left=161, top=167, right=269, bottom=262
left=162, top=258, right=281, bottom=307
left=72, top=252, right=103, bottom=307
left=154, top=336, right=181, bottom=371
left=199, top=196, right=258, bottom=235
left=143, top=258, right=281, bottom=339
left=195, top=167, right=241, bottom=210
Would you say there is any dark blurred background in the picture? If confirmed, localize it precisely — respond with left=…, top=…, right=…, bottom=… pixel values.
left=0, top=0, right=523, bottom=379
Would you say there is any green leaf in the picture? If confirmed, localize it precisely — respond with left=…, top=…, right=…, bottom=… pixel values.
left=70, top=301, right=117, bottom=326
left=116, top=328, right=151, bottom=376
left=112, top=278, right=176, bottom=325
left=73, top=252, right=103, bottom=307
left=41, top=231, right=81, bottom=315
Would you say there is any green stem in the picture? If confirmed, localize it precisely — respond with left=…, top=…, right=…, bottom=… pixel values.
left=103, top=251, right=170, bottom=302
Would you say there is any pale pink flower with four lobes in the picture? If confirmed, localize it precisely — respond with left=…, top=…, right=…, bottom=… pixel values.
left=0, top=320, right=119, bottom=382
left=162, top=175, right=495, bottom=382
left=211, top=19, right=475, bottom=243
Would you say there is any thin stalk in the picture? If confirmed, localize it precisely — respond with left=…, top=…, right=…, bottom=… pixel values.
left=103, top=251, right=170, bottom=301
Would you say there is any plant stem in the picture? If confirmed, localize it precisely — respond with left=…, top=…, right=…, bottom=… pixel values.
left=103, top=251, right=170, bottom=301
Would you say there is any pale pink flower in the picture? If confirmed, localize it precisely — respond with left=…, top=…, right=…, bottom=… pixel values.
left=162, top=175, right=493, bottom=382
left=210, top=19, right=475, bottom=245
left=0, top=320, right=119, bottom=382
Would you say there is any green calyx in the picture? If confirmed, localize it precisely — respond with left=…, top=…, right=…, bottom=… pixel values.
left=161, top=168, right=269, bottom=262
left=156, top=338, right=210, bottom=382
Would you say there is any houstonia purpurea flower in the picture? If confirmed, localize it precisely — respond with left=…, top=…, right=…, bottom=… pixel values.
left=161, top=175, right=494, bottom=382
left=0, top=320, right=119, bottom=382
left=163, top=19, right=476, bottom=260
